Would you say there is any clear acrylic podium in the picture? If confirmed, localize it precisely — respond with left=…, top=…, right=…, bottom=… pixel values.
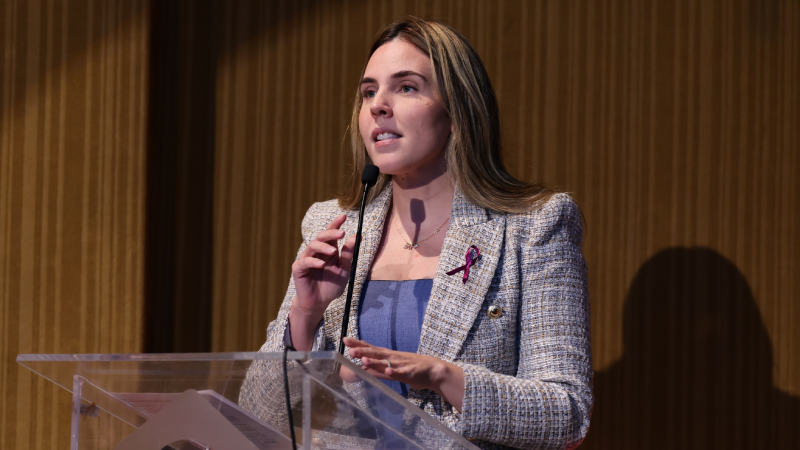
left=17, top=351, right=478, bottom=450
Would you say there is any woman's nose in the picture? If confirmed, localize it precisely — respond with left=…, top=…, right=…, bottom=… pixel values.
left=369, top=91, right=392, bottom=118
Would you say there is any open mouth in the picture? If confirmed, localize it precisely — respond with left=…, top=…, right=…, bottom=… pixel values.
left=375, top=132, right=402, bottom=142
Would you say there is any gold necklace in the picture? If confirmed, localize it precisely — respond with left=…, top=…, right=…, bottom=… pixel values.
left=394, top=215, right=451, bottom=250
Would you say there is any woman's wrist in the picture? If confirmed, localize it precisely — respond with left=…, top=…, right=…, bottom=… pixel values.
left=432, top=360, right=465, bottom=412
left=288, top=298, right=326, bottom=351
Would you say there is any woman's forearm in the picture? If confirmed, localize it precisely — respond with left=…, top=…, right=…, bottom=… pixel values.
left=435, top=361, right=465, bottom=412
left=288, top=297, right=325, bottom=351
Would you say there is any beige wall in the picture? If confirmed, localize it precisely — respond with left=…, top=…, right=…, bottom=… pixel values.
left=0, top=0, right=149, bottom=448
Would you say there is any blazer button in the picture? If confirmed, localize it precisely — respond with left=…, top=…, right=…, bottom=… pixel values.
left=487, top=305, right=502, bottom=318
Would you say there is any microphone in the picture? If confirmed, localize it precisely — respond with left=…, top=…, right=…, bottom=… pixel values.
left=361, top=164, right=379, bottom=187
left=338, top=164, right=380, bottom=355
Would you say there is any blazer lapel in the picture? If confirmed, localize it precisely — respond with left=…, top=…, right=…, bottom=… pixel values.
left=417, top=188, right=506, bottom=362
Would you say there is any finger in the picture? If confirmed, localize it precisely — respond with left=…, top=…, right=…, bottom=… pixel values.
left=360, top=367, right=392, bottom=381
left=338, top=366, right=362, bottom=384
left=313, top=229, right=346, bottom=245
left=383, top=364, right=411, bottom=378
left=360, top=357, right=393, bottom=379
left=349, top=345, right=388, bottom=360
left=305, top=240, right=338, bottom=257
left=325, top=214, right=347, bottom=231
left=379, top=362, right=410, bottom=380
left=293, top=256, right=326, bottom=274
left=342, top=336, right=367, bottom=347
left=344, top=338, right=374, bottom=353
left=361, top=356, right=391, bottom=371
left=342, top=358, right=390, bottom=382
left=344, top=339, right=372, bottom=361
left=338, top=234, right=357, bottom=274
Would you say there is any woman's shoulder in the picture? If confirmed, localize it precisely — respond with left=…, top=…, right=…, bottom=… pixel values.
left=504, top=192, right=583, bottom=245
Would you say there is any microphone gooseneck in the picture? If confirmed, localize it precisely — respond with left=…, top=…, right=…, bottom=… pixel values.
left=338, top=165, right=379, bottom=355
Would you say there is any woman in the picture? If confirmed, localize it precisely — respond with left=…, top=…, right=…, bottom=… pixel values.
left=240, top=17, right=592, bottom=450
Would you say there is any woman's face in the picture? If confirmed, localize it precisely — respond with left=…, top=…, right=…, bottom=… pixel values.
left=358, top=39, right=452, bottom=177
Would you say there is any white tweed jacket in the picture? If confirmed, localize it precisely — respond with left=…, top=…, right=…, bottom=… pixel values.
left=240, top=182, right=592, bottom=450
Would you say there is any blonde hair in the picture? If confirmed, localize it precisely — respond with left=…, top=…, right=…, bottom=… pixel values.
left=338, top=17, right=558, bottom=213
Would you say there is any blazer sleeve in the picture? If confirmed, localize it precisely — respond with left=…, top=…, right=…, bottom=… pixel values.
left=457, top=194, right=592, bottom=450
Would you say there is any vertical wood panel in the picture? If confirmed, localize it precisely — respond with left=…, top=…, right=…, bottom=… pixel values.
left=212, top=0, right=799, bottom=447
left=213, top=0, right=366, bottom=351
left=145, top=0, right=216, bottom=353
left=0, top=1, right=149, bottom=448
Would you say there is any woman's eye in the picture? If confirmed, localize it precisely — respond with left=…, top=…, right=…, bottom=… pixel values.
left=362, top=89, right=376, bottom=99
left=400, top=85, right=415, bottom=93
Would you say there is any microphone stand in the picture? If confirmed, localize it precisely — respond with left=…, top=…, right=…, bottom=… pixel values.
left=334, top=165, right=378, bottom=374
left=338, top=181, right=371, bottom=356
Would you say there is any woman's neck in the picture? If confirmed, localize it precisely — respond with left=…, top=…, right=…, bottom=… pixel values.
left=391, top=169, right=455, bottom=228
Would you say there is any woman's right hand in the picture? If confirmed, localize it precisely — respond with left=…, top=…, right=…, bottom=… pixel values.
left=289, top=214, right=356, bottom=349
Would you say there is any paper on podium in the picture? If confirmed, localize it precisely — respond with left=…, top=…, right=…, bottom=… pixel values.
left=112, top=390, right=293, bottom=450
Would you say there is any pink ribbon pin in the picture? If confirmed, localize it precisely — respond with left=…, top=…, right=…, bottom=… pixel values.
left=447, top=245, right=480, bottom=283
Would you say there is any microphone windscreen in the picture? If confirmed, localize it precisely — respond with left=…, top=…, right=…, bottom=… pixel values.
left=361, top=164, right=380, bottom=186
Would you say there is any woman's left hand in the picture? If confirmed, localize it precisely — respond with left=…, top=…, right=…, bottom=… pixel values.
left=343, top=336, right=465, bottom=411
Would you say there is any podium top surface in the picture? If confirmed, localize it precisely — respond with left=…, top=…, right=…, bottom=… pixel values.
left=16, top=351, right=342, bottom=395
left=17, top=351, right=326, bottom=362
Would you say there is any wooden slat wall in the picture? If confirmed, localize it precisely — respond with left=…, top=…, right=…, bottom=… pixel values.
left=213, top=0, right=799, bottom=447
left=213, top=0, right=361, bottom=352
left=0, top=1, right=149, bottom=448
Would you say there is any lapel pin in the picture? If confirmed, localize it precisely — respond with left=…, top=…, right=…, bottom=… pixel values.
left=447, top=245, right=480, bottom=284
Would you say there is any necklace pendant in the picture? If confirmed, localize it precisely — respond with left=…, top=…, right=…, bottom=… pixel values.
left=395, top=214, right=451, bottom=251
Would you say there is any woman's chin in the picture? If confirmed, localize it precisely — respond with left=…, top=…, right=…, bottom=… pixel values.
left=364, top=157, right=409, bottom=176
left=370, top=164, right=423, bottom=178
left=367, top=155, right=445, bottom=178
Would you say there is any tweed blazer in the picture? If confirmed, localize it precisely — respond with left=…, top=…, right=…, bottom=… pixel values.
left=239, top=182, right=592, bottom=450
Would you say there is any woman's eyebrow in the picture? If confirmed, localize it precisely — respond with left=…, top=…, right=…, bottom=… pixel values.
left=359, top=70, right=428, bottom=86
left=391, top=70, right=427, bottom=82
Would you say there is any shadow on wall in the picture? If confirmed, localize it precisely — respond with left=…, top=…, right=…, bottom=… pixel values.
left=582, top=247, right=800, bottom=450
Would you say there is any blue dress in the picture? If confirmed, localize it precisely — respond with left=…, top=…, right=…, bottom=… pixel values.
left=358, top=279, right=433, bottom=397
left=357, top=279, right=433, bottom=446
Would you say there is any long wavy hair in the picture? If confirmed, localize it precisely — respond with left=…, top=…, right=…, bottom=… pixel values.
left=338, top=17, right=558, bottom=213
